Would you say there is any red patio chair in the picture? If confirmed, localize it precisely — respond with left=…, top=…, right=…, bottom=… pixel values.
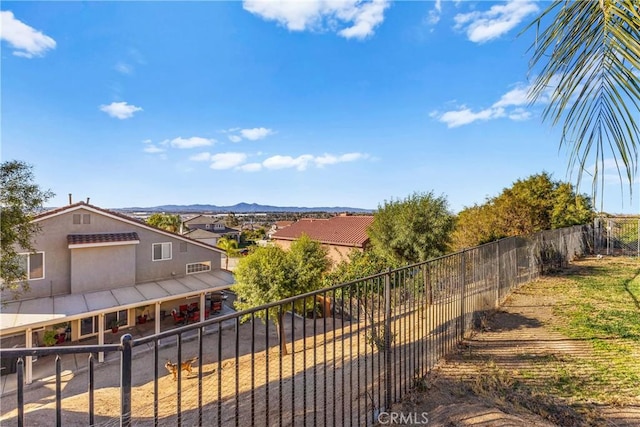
left=171, top=309, right=186, bottom=325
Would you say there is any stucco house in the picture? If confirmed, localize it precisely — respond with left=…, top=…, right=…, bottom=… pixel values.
left=0, top=202, right=233, bottom=383
left=270, top=214, right=375, bottom=264
left=183, top=227, right=224, bottom=247
left=183, top=215, right=241, bottom=242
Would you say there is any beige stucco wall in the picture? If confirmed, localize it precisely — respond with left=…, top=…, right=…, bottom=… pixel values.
left=70, top=244, right=137, bottom=293
left=8, top=206, right=223, bottom=301
left=271, top=238, right=363, bottom=266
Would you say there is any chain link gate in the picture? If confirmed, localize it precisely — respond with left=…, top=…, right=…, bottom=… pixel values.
left=595, top=216, right=640, bottom=257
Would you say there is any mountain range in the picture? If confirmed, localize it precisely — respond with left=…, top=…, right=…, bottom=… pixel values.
left=120, top=202, right=373, bottom=214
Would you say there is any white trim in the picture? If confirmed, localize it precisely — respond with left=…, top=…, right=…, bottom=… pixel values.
left=68, top=240, right=140, bottom=249
left=34, top=204, right=226, bottom=255
left=152, top=242, right=172, bottom=261
left=79, top=315, right=99, bottom=338
left=18, top=251, right=45, bottom=281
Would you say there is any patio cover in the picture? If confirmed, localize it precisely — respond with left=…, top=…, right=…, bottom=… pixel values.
left=0, top=270, right=234, bottom=336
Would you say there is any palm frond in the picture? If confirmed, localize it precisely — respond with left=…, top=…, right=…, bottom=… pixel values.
left=524, top=0, right=640, bottom=209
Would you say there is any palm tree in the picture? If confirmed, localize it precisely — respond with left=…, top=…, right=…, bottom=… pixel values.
left=525, top=1, right=640, bottom=209
left=217, top=237, right=238, bottom=270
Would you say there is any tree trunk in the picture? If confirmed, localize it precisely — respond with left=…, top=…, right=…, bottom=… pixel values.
left=277, top=313, right=288, bottom=356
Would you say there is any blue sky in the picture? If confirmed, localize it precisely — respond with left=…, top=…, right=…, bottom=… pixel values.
left=1, top=1, right=637, bottom=213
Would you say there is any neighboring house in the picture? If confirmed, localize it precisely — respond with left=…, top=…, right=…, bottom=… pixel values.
left=267, top=220, right=295, bottom=238
left=0, top=202, right=233, bottom=383
left=270, top=214, right=374, bottom=264
left=183, top=215, right=241, bottom=241
left=184, top=228, right=223, bottom=247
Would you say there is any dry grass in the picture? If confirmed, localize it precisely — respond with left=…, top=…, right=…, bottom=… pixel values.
left=399, top=256, right=640, bottom=426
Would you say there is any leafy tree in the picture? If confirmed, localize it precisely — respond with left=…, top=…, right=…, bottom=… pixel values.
left=146, top=213, right=182, bottom=233
left=225, top=212, right=239, bottom=228
left=233, top=237, right=330, bottom=355
left=217, top=237, right=239, bottom=270
left=551, top=183, right=595, bottom=229
left=241, top=227, right=266, bottom=243
left=289, top=234, right=331, bottom=291
left=323, top=249, right=388, bottom=287
left=1, top=161, right=54, bottom=299
left=452, top=173, right=594, bottom=250
left=368, top=191, right=455, bottom=265
left=450, top=204, right=500, bottom=250
left=525, top=1, right=640, bottom=207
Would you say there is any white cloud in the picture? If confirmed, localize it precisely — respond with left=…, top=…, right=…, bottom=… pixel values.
left=143, top=145, right=165, bottom=154
left=99, top=101, right=143, bottom=119
left=166, top=137, right=216, bottom=149
left=508, top=108, right=532, bottom=121
left=210, top=152, right=248, bottom=170
left=454, top=0, right=538, bottom=43
left=189, top=152, right=212, bottom=161
left=433, top=80, right=553, bottom=127
left=0, top=11, right=56, bottom=58
left=115, top=62, right=132, bottom=74
left=426, top=0, right=442, bottom=26
left=240, top=127, right=274, bottom=141
left=225, top=127, right=275, bottom=142
left=261, top=152, right=367, bottom=171
left=435, top=106, right=505, bottom=128
left=263, top=154, right=315, bottom=171
left=315, top=152, right=367, bottom=167
left=492, top=85, right=530, bottom=108
left=142, top=140, right=166, bottom=154
left=238, top=162, right=263, bottom=172
left=243, top=0, right=390, bottom=40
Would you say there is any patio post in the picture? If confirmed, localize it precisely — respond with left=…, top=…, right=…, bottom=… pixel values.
left=98, top=313, right=105, bottom=362
left=199, top=293, right=206, bottom=322
left=25, top=328, right=33, bottom=384
left=155, top=302, right=161, bottom=335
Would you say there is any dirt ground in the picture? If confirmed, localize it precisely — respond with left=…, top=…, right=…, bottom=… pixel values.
left=391, top=260, right=640, bottom=426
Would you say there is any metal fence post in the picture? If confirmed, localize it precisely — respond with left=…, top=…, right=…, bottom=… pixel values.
left=17, top=358, right=24, bottom=427
left=496, top=242, right=501, bottom=306
left=384, top=267, right=392, bottom=412
left=120, top=334, right=133, bottom=427
left=460, top=250, right=466, bottom=340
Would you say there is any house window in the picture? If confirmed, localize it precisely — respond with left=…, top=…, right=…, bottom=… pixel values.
left=104, top=310, right=128, bottom=329
left=214, top=223, right=224, bottom=230
left=72, top=214, right=91, bottom=224
left=19, top=252, right=44, bottom=280
left=152, top=242, right=172, bottom=261
left=180, top=242, right=188, bottom=253
left=187, top=261, right=211, bottom=274
left=80, top=316, right=98, bottom=337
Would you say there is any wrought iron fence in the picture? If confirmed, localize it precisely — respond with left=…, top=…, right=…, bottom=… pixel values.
left=0, top=225, right=592, bottom=427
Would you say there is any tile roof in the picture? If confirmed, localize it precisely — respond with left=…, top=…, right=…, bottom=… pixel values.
left=275, top=221, right=295, bottom=228
left=67, top=232, right=140, bottom=245
left=271, top=215, right=374, bottom=248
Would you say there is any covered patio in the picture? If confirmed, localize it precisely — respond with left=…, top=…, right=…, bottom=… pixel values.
left=0, top=270, right=234, bottom=384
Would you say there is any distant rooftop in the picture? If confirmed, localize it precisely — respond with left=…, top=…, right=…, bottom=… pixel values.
left=271, top=215, right=374, bottom=248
